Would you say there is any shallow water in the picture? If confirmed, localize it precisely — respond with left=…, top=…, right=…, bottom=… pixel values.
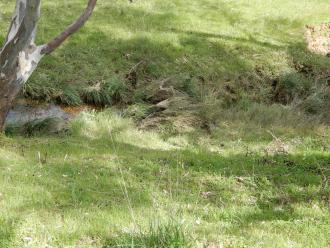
left=6, top=100, right=71, bottom=126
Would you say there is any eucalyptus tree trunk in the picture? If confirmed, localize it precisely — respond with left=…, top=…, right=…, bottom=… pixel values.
left=0, top=0, right=97, bottom=131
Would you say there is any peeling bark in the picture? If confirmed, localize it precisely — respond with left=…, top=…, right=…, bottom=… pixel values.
left=0, top=0, right=97, bottom=131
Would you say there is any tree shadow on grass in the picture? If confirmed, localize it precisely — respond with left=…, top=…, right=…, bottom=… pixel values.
left=26, top=4, right=330, bottom=108
left=0, top=136, right=329, bottom=245
left=110, top=141, right=329, bottom=238
left=1, top=1, right=330, bottom=245
left=26, top=29, right=260, bottom=105
left=2, top=0, right=328, bottom=108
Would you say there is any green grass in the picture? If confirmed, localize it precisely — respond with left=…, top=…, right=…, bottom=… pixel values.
left=0, top=1, right=330, bottom=247
left=1, top=0, right=329, bottom=111
left=0, top=111, right=329, bottom=247
left=105, top=222, right=191, bottom=248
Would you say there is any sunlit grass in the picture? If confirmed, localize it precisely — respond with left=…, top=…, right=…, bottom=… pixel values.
left=0, top=0, right=329, bottom=246
left=0, top=0, right=329, bottom=106
left=0, top=111, right=329, bottom=247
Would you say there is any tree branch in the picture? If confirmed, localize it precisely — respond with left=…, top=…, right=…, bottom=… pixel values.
left=0, top=0, right=41, bottom=72
left=5, top=0, right=27, bottom=44
left=41, top=0, right=97, bottom=55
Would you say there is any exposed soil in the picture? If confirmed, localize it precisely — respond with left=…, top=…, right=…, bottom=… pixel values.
left=305, top=23, right=330, bottom=56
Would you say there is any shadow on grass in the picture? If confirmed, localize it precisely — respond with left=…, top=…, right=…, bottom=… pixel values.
left=0, top=135, right=329, bottom=245
left=1, top=0, right=329, bottom=245
left=1, top=0, right=328, bottom=108
left=26, top=4, right=330, bottom=109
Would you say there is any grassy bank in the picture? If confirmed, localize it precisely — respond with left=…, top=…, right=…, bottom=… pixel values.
left=1, top=0, right=329, bottom=119
left=0, top=111, right=329, bottom=247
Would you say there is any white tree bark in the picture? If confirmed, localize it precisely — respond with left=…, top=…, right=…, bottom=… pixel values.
left=0, top=0, right=97, bottom=130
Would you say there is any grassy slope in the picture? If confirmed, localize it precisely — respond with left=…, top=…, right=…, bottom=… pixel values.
left=0, top=0, right=330, bottom=247
left=0, top=111, right=329, bottom=247
left=0, top=0, right=329, bottom=106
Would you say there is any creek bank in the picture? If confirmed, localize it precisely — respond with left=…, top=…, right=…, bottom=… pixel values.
left=5, top=99, right=74, bottom=135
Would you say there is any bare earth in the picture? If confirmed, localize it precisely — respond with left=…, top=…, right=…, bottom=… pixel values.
left=305, top=23, right=330, bottom=56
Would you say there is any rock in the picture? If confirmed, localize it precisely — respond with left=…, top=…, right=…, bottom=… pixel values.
left=148, top=99, right=171, bottom=114
left=156, top=99, right=170, bottom=109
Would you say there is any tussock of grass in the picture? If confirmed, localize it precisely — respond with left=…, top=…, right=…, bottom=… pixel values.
left=105, top=222, right=191, bottom=248
left=71, top=110, right=176, bottom=150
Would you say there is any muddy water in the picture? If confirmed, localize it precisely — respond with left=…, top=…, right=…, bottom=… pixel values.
left=5, top=99, right=72, bottom=126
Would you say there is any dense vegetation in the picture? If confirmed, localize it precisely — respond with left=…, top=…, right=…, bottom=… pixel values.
left=0, top=0, right=329, bottom=247
left=1, top=0, right=329, bottom=119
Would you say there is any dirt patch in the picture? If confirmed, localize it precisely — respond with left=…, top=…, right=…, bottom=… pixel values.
left=305, top=23, right=330, bottom=56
